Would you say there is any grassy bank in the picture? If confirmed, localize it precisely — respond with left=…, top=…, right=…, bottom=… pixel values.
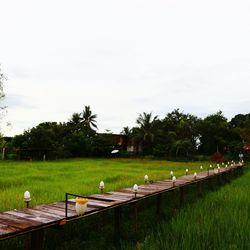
left=0, top=158, right=207, bottom=211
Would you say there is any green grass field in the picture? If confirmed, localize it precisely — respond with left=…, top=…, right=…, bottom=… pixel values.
left=0, top=159, right=249, bottom=250
left=0, top=158, right=207, bottom=212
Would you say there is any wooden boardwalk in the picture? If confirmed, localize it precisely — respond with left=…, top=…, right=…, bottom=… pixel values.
left=0, top=163, right=244, bottom=245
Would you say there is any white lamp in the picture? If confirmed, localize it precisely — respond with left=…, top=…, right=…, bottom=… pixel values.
left=144, top=175, right=149, bottom=183
left=24, top=191, right=31, bottom=208
left=200, top=166, right=203, bottom=170
left=99, top=181, right=105, bottom=193
left=133, top=184, right=138, bottom=198
left=170, top=171, right=174, bottom=179
left=172, top=176, right=176, bottom=186
left=185, top=169, right=188, bottom=175
left=194, top=172, right=197, bottom=180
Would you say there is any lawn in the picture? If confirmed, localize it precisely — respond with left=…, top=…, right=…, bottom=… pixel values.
left=0, top=158, right=208, bottom=212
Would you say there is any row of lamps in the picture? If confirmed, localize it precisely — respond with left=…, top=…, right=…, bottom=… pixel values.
left=23, top=160, right=240, bottom=206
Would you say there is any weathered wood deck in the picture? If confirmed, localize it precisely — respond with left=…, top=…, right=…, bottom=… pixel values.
left=0, top=163, right=244, bottom=243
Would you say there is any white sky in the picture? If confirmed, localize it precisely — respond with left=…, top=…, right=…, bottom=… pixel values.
left=0, top=0, right=250, bottom=136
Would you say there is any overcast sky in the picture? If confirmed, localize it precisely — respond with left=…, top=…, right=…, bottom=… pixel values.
left=0, top=0, right=250, bottom=136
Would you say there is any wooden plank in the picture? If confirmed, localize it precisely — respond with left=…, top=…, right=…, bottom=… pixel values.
left=153, top=181, right=173, bottom=186
left=149, top=181, right=173, bottom=186
left=87, top=200, right=113, bottom=208
left=119, top=188, right=153, bottom=196
left=177, top=176, right=194, bottom=181
left=108, top=191, right=144, bottom=198
left=88, top=194, right=118, bottom=202
left=50, top=202, right=74, bottom=211
left=0, top=213, right=42, bottom=229
left=27, top=209, right=64, bottom=220
left=137, top=185, right=166, bottom=191
left=88, top=194, right=127, bottom=202
left=0, top=223, right=21, bottom=236
left=151, top=183, right=172, bottom=187
left=105, top=195, right=131, bottom=202
left=32, top=205, right=73, bottom=217
left=4, top=210, right=55, bottom=224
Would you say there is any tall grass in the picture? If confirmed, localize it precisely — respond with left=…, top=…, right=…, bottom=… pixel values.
left=1, top=159, right=247, bottom=250
left=0, top=158, right=206, bottom=211
left=132, top=166, right=250, bottom=250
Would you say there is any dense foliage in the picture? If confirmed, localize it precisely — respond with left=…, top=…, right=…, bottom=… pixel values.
left=3, top=106, right=250, bottom=160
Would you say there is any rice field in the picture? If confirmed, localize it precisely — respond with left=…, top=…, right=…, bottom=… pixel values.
left=1, top=159, right=248, bottom=250
left=0, top=158, right=206, bottom=212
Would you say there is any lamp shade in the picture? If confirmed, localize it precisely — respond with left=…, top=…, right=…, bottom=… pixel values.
left=24, top=191, right=31, bottom=202
left=99, top=181, right=104, bottom=189
left=133, top=184, right=138, bottom=193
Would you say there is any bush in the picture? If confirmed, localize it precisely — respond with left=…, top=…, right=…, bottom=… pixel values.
left=210, top=152, right=224, bottom=163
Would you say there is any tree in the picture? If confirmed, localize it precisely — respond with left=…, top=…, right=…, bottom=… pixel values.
left=68, top=113, right=82, bottom=133
left=230, top=113, right=250, bottom=144
left=0, top=65, right=6, bottom=127
left=82, top=105, right=98, bottom=131
left=12, top=122, right=67, bottom=159
left=0, top=65, right=6, bottom=101
left=135, top=112, right=158, bottom=154
left=198, top=111, right=240, bottom=155
left=158, top=109, right=200, bottom=158
left=121, top=126, right=132, bottom=137
left=230, top=114, right=250, bottom=128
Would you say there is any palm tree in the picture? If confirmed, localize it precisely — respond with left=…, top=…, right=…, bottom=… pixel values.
left=68, top=113, right=82, bottom=132
left=82, top=105, right=98, bottom=130
left=135, top=112, right=158, bottom=154
left=121, top=126, right=132, bottom=136
left=136, top=112, right=158, bottom=142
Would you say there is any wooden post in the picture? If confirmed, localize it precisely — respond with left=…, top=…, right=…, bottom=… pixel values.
left=114, top=206, right=122, bottom=244
left=156, top=193, right=162, bottom=217
left=223, top=172, right=227, bottom=184
left=226, top=170, right=230, bottom=183
left=134, top=202, right=138, bottom=235
left=217, top=173, right=220, bottom=186
left=26, top=230, right=44, bottom=250
left=208, top=177, right=213, bottom=190
left=196, top=181, right=202, bottom=197
left=179, top=186, right=184, bottom=206
left=172, top=190, right=176, bottom=216
left=229, top=168, right=232, bottom=180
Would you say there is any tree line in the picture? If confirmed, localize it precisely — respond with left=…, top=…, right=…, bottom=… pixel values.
left=2, top=106, right=250, bottom=161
